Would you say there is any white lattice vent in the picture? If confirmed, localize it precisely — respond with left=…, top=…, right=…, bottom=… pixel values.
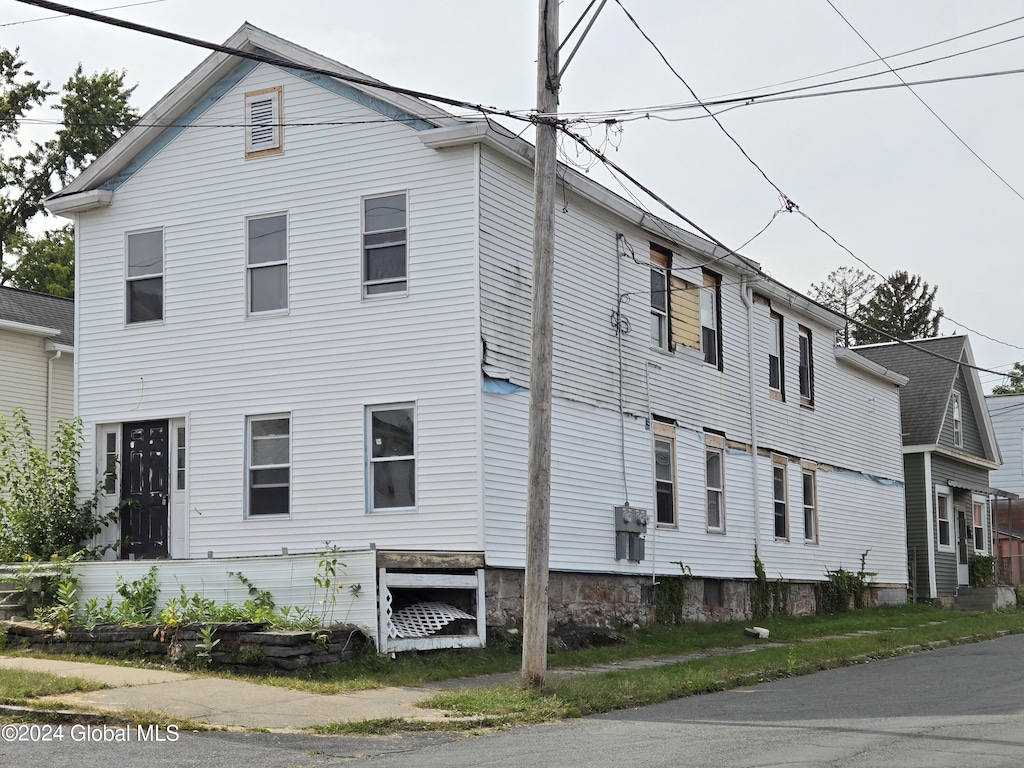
left=388, top=600, right=476, bottom=639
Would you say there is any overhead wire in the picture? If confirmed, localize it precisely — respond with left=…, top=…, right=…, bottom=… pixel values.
left=0, top=0, right=165, bottom=26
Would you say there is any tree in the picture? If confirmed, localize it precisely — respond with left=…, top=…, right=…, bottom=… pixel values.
left=852, top=271, right=944, bottom=345
left=809, top=266, right=876, bottom=347
left=992, top=362, right=1024, bottom=395
left=1, top=49, right=137, bottom=293
left=2, top=225, right=74, bottom=297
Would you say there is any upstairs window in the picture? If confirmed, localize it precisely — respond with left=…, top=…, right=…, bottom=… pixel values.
left=701, top=270, right=722, bottom=368
left=247, top=214, right=288, bottom=313
left=951, top=392, right=963, bottom=448
left=769, top=311, right=784, bottom=399
left=650, top=247, right=669, bottom=349
left=798, top=325, right=814, bottom=406
left=363, top=193, right=408, bottom=296
left=244, top=87, right=283, bottom=158
left=126, top=229, right=163, bottom=324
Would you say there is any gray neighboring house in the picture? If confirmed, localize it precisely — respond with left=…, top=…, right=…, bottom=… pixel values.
left=0, top=286, right=75, bottom=448
left=857, top=336, right=1010, bottom=601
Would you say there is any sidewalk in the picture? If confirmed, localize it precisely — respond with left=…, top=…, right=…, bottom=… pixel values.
left=0, top=641, right=783, bottom=731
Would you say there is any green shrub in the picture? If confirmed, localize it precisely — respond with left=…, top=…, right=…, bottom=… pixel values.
left=969, top=555, right=995, bottom=587
left=0, top=408, right=117, bottom=561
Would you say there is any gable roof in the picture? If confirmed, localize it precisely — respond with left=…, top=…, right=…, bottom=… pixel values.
left=855, top=336, right=998, bottom=461
left=0, top=286, right=74, bottom=347
left=46, top=24, right=854, bottom=338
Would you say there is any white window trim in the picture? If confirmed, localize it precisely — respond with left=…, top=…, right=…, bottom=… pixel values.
left=244, top=86, right=283, bottom=158
left=772, top=457, right=789, bottom=541
left=705, top=441, right=725, bottom=533
left=362, top=191, right=409, bottom=299
left=801, top=467, right=818, bottom=544
left=769, top=311, right=784, bottom=399
left=951, top=392, right=963, bottom=448
left=650, top=264, right=669, bottom=350
left=653, top=422, right=677, bottom=528
left=366, top=402, right=417, bottom=512
left=246, top=413, right=291, bottom=518
left=935, top=485, right=953, bottom=552
left=971, top=494, right=988, bottom=554
left=700, top=271, right=720, bottom=368
left=246, top=212, right=289, bottom=316
left=125, top=227, right=164, bottom=326
left=99, top=426, right=120, bottom=496
left=798, top=325, right=814, bottom=406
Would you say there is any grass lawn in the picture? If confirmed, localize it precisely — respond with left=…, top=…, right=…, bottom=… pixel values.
left=0, top=667, right=105, bottom=705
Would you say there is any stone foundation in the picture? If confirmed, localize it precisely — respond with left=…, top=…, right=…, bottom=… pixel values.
left=2, top=620, right=368, bottom=670
left=485, top=569, right=900, bottom=627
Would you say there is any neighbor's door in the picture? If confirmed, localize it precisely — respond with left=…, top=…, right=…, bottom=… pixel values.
left=955, top=507, right=970, bottom=586
left=121, top=421, right=169, bottom=559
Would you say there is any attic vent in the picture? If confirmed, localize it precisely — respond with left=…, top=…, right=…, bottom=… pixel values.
left=245, top=86, right=283, bottom=158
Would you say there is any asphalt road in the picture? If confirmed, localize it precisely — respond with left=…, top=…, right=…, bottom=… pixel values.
left=4, top=634, right=1024, bottom=767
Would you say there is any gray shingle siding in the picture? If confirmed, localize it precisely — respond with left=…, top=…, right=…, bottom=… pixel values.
left=903, top=453, right=930, bottom=600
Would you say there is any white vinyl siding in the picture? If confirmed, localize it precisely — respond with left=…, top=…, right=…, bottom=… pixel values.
left=73, top=63, right=482, bottom=557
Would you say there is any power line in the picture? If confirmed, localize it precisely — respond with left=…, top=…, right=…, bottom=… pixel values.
left=10, top=0, right=534, bottom=127
left=825, top=0, right=1024, bottom=205
left=0, top=0, right=165, bottom=27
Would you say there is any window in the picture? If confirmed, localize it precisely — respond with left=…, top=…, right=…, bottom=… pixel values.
left=936, top=492, right=952, bottom=549
left=769, top=311, right=784, bottom=398
left=247, top=415, right=290, bottom=516
left=973, top=498, right=986, bottom=552
left=175, top=426, right=186, bottom=492
left=802, top=469, right=817, bottom=543
left=701, top=270, right=721, bottom=368
left=951, top=392, right=963, bottom=448
left=653, top=422, right=676, bottom=526
left=650, top=265, right=668, bottom=349
left=247, top=214, right=288, bottom=313
left=705, top=444, right=724, bottom=532
left=798, top=325, right=814, bottom=405
left=773, top=460, right=789, bottom=539
left=244, top=86, right=283, bottom=157
left=126, top=229, right=163, bottom=323
left=368, top=405, right=415, bottom=509
left=102, top=431, right=118, bottom=494
left=363, top=193, right=408, bottom=296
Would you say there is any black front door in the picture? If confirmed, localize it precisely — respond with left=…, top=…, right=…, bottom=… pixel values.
left=121, top=421, right=169, bottom=559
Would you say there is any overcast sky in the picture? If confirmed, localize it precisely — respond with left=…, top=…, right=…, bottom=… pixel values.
left=4, top=0, right=1024, bottom=388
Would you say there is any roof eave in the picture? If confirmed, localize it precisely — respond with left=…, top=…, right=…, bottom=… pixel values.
left=0, top=318, right=61, bottom=337
left=834, top=347, right=909, bottom=386
left=46, top=189, right=113, bottom=217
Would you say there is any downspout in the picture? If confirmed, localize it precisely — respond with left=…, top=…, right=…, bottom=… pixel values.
left=646, top=361, right=661, bottom=585
left=740, top=278, right=761, bottom=556
left=45, top=348, right=63, bottom=453
left=923, top=452, right=937, bottom=599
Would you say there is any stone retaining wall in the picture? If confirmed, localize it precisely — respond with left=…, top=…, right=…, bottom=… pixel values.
left=1, top=620, right=368, bottom=670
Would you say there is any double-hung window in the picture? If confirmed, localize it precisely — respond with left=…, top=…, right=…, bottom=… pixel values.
left=363, top=193, right=408, bottom=296
left=650, top=264, right=669, bottom=349
left=368, top=404, right=416, bottom=509
left=247, top=415, right=290, bottom=516
left=773, top=459, right=789, bottom=540
left=798, top=325, right=814, bottom=406
left=244, top=86, right=283, bottom=158
left=701, top=270, right=721, bottom=368
left=705, top=441, right=725, bottom=532
left=972, top=498, right=986, bottom=552
left=936, top=491, right=952, bottom=549
left=126, top=229, right=163, bottom=324
left=802, top=467, right=818, bottom=543
left=653, top=422, right=676, bottom=526
left=247, top=214, right=288, bottom=313
left=951, top=392, right=963, bottom=448
left=769, top=311, right=784, bottom=398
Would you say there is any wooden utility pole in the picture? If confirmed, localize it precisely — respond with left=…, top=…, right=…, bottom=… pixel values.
left=521, top=0, right=559, bottom=688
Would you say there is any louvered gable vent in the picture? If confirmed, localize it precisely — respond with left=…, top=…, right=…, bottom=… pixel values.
left=245, top=87, right=283, bottom=157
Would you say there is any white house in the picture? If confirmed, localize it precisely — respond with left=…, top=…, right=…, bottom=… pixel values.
left=0, top=286, right=75, bottom=449
left=47, top=25, right=909, bottom=630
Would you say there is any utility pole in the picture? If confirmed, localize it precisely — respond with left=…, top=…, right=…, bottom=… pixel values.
left=521, top=0, right=559, bottom=689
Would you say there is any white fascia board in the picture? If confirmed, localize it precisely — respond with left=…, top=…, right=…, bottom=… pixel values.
left=903, top=443, right=999, bottom=470
left=44, top=340, right=75, bottom=355
left=45, top=189, right=113, bottom=217
left=0, top=318, right=60, bottom=337
left=754, top=280, right=846, bottom=331
left=835, top=347, right=909, bottom=386
left=959, top=340, right=1002, bottom=464
left=420, top=123, right=762, bottom=278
